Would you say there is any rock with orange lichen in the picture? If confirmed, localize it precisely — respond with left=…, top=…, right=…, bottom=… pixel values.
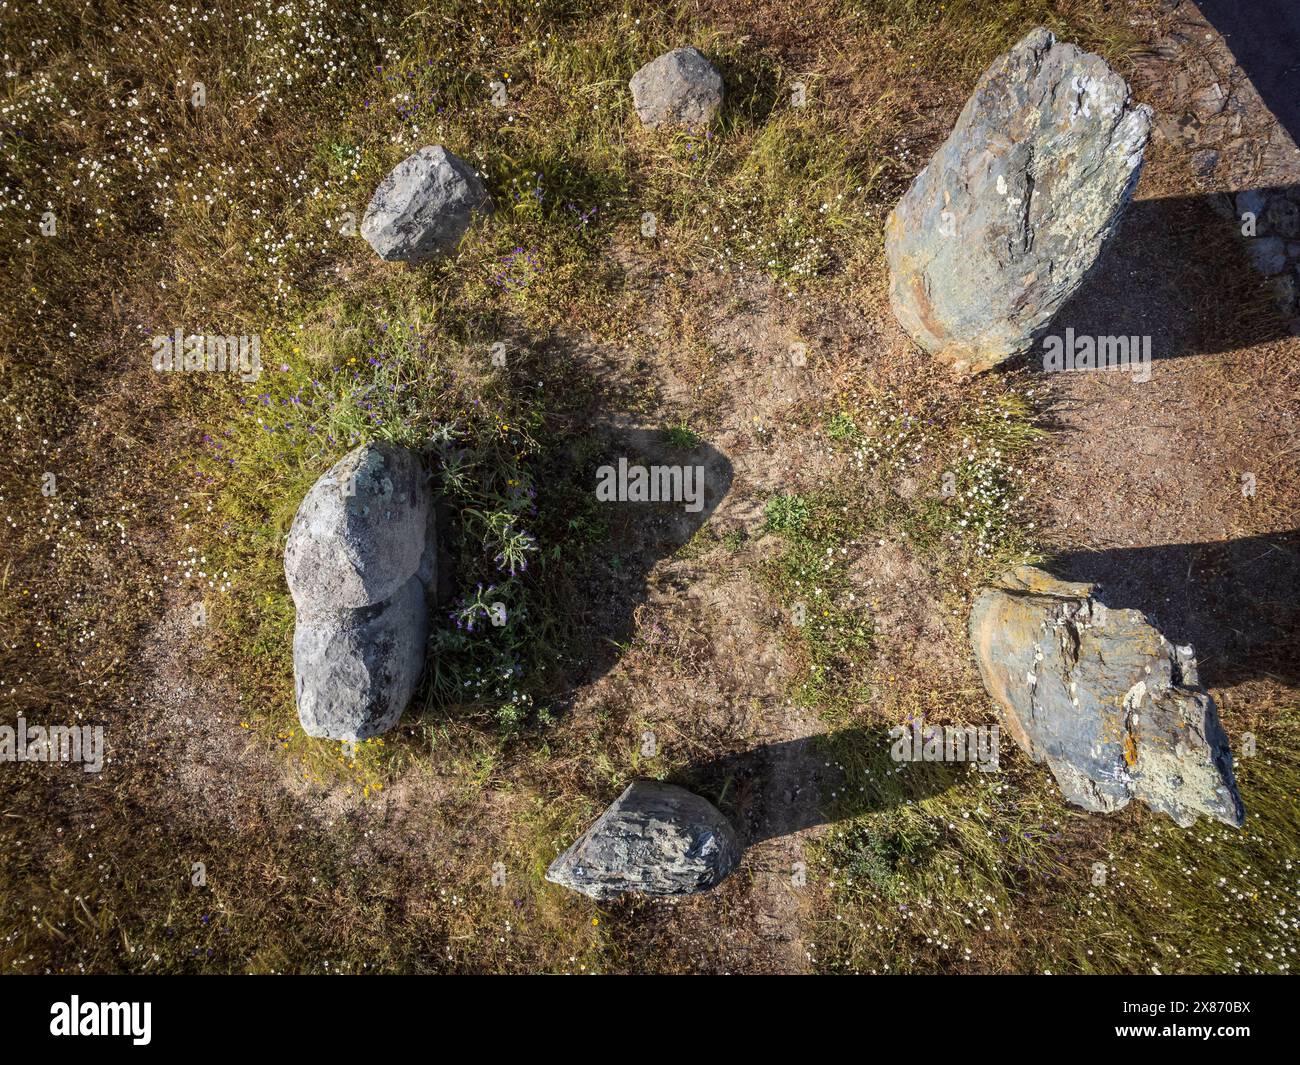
left=970, top=565, right=1244, bottom=828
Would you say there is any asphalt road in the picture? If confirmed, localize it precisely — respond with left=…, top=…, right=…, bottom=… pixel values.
left=1197, top=0, right=1300, bottom=146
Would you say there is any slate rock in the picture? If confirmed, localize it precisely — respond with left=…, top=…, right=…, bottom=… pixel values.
left=629, top=47, right=724, bottom=130
left=361, top=146, right=490, bottom=264
left=970, top=566, right=1244, bottom=828
left=293, top=575, right=428, bottom=740
left=546, top=780, right=741, bottom=900
left=885, top=28, right=1153, bottom=373
left=285, top=443, right=429, bottom=612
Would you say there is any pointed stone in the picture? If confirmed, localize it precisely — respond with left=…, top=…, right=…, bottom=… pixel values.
left=547, top=781, right=741, bottom=900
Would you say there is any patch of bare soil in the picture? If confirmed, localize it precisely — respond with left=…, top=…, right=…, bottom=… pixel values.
left=544, top=262, right=842, bottom=971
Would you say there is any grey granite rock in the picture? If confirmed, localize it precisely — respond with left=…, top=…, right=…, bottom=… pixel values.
left=546, top=780, right=741, bottom=900
left=970, top=566, right=1244, bottom=828
left=629, top=47, right=724, bottom=130
left=293, top=575, right=427, bottom=740
left=285, top=444, right=429, bottom=612
left=885, top=28, right=1152, bottom=373
left=361, top=146, right=490, bottom=264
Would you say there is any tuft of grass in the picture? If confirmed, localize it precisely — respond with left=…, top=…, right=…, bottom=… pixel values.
left=661, top=417, right=701, bottom=449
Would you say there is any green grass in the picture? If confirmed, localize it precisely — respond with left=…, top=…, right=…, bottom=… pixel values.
left=760, top=492, right=874, bottom=717
left=661, top=418, right=701, bottom=449
left=811, top=712, right=1079, bottom=972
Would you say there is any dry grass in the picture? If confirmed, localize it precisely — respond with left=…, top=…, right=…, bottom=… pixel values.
left=3, top=0, right=1296, bottom=976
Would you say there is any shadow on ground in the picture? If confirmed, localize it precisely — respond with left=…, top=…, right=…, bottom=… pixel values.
left=1025, top=189, right=1296, bottom=367
left=1046, top=529, right=1300, bottom=688
left=532, top=422, right=736, bottom=705
left=674, top=726, right=962, bottom=845
left=1197, top=0, right=1300, bottom=149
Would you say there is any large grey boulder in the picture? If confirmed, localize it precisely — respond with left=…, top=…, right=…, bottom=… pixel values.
left=286, top=442, right=435, bottom=740
left=285, top=443, right=429, bottom=612
left=885, top=28, right=1152, bottom=373
left=970, top=566, right=1244, bottom=828
left=629, top=47, right=724, bottom=130
left=361, top=146, right=490, bottom=264
left=546, top=781, right=741, bottom=900
left=293, top=576, right=428, bottom=740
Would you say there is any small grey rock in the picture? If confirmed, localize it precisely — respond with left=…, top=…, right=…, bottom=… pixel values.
left=1246, top=236, right=1288, bottom=276
left=970, top=566, right=1244, bottom=828
left=885, top=28, right=1152, bottom=373
left=546, top=780, right=741, bottom=900
left=285, top=443, right=429, bottom=612
left=361, top=146, right=490, bottom=264
left=629, top=47, right=724, bottom=130
left=293, top=575, right=428, bottom=740
left=1235, top=189, right=1266, bottom=221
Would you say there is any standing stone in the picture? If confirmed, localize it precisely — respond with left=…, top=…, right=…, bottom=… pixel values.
left=294, top=576, right=428, bottom=740
left=629, top=47, right=724, bottom=130
left=970, top=566, right=1244, bottom=828
left=361, top=146, right=490, bottom=264
left=886, top=28, right=1153, bottom=373
left=285, top=443, right=430, bottom=612
left=546, top=781, right=741, bottom=900
left=286, top=442, right=435, bottom=740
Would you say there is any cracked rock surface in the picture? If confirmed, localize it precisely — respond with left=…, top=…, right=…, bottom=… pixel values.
left=546, top=780, right=742, bottom=900
left=970, top=565, right=1244, bottom=828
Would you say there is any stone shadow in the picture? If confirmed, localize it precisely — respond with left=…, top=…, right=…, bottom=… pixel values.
left=672, top=725, right=962, bottom=846
left=1045, top=528, right=1300, bottom=688
left=1021, top=188, right=1299, bottom=369
left=1197, top=0, right=1300, bottom=150
left=503, top=420, right=737, bottom=711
